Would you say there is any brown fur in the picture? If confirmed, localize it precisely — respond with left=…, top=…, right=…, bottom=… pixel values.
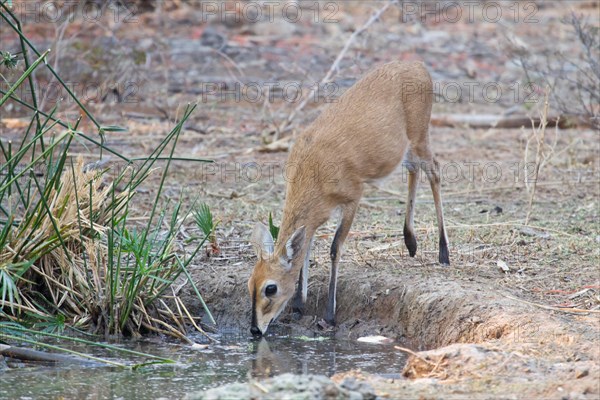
left=249, top=61, right=450, bottom=335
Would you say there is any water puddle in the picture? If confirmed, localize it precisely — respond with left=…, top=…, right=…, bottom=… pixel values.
left=0, top=333, right=406, bottom=399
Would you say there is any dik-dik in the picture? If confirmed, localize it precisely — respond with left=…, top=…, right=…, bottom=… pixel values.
left=248, top=61, right=449, bottom=336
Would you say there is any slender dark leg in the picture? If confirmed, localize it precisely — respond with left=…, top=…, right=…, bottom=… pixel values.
left=325, top=202, right=358, bottom=325
left=403, top=151, right=419, bottom=257
left=292, top=235, right=313, bottom=318
left=419, top=156, right=450, bottom=265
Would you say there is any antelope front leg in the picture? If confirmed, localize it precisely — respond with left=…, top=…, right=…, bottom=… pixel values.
left=325, top=202, right=359, bottom=326
left=292, top=236, right=313, bottom=319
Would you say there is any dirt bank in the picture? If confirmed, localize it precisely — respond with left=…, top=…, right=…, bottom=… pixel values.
left=185, top=262, right=600, bottom=399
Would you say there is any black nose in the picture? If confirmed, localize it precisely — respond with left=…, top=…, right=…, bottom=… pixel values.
left=250, top=326, right=262, bottom=336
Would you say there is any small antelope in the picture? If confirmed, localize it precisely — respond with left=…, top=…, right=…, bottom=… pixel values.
left=249, top=61, right=450, bottom=336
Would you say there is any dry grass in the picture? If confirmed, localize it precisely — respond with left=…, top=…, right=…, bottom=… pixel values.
left=1, top=158, right=128, bottom=319
left=1, top=156, right=214, bottom=341
left=0, top=5, right=214, bottom=339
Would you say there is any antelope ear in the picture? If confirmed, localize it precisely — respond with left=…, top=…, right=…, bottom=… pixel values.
left=251, top=223, right=274, bottom=258
left=285, top=226, right=306, bottom=263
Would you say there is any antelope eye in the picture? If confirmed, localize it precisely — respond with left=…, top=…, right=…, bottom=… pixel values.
left=265, top=284, right=277, bottom=297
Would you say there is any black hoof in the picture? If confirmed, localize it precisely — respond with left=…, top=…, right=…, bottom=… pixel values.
left=324, top=314, right=336, bottom=327
left=404, top=225, right=417, bottom=257
left=439, top=236, right=450, bottom=265
left=439, top=247, right=450, bottom=265
left=291, top=308, right=303, bottom=320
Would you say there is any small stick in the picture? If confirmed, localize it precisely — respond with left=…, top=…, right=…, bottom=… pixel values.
left=502, top=293, right=600, bottom=314
left=443, top=180, right=599, bottom=197
left=145, top=316, right=194, bottom=345
left=278, top=1, right=396, bottom=137
left=446, top=221, right=580, bottom=238
left=252, top=381, right=270, bottom=393
left=429, top=354, right=447, bottom=375
left=158, top=298, right=186, bottom=333
left=176, top=295, right=217, bottom=342
left=212, top=48, right=245, bottom=82
left=0, top=345, right=93, bottom=365
left=0, top=300, right=51, bottom=316
left=526, top=86, right=550, bottom=225
left=394, top=345, right=437, bottom=366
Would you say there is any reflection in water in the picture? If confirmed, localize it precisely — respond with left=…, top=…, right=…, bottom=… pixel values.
left=251, top=338, right=285, bottom=378
left=250, top=336, right=404, bottom=379
left=0, top=335, right=406, bottom=399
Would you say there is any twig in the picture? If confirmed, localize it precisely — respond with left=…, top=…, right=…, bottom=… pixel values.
left=0, top=344, right=93, bottom=365
left=502, top=293, right=600, bottom=314
left=394, top=345, right=437, bottom=366
left=175, top=295, right=217, bottom=342
left=443, top=179, right=599, bottom=197
left=446, top=220, right=581, bottom=239
left=0, top=300, right=52, bottom=316
left=525, top=86, right=551, bottom=225
left=251, top=381, right=270, bottom=393
left=145, top=316, right=194, bottom=344
left=429, top=353, right=447, bottom=375
left=278, top=1, right=396, bottom=138
left=158, top=298, right=186, bottom=333
left=212, top=48, right=246, bottom=82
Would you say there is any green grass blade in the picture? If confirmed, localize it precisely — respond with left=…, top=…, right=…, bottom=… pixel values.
left=177, top=256, right=216, bottom=326
left=0, top=49, right=50, bottom=107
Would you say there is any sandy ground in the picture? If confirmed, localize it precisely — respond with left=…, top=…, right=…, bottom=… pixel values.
left=1, top=1, right=599, bottom=398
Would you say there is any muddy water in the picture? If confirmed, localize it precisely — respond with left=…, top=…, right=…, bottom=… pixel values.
left=0, top=333, right=406, bottom=399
